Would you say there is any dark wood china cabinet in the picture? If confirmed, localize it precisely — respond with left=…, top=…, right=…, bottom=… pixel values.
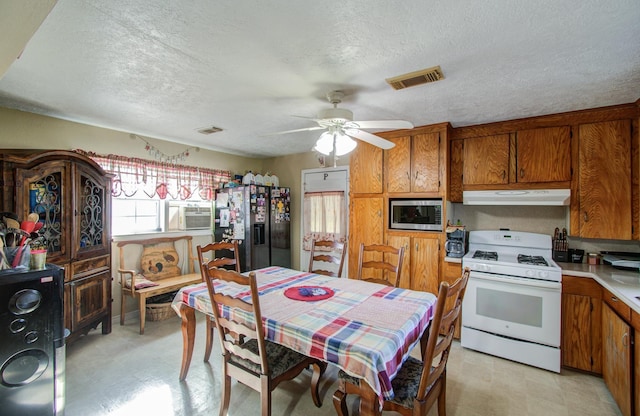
left=1, top=150, right=112, bottom=344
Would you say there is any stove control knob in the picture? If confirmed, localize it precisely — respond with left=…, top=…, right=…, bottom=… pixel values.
left=525, top=270, right=534, bottom=278
left=538, top=271, right=549, bottom=279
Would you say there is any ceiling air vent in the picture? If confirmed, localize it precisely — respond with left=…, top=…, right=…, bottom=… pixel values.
left=386, top=66, right=444, bottom=90
left=197, top=126, right=223, bottom=135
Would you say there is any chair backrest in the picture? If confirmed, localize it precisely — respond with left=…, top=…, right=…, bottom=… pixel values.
left=308, top=239, right=346, bottom=277
left=356, top=243, right=405, bottom=287
left=415, top=267, right=470, bottom=402
left=203, top=267, right=269, bottom=373
left=197, top=241, right=241, bottom=278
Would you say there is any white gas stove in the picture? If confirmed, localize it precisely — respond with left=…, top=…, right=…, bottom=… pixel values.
left=463, top=230, right=562, bottom=282
left=461, top=230, right=562, bottom=373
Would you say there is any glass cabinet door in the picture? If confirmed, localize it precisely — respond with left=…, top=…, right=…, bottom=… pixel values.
left=16, top=161, right=70, bottom=262
left=73, top=164, right=110, bottom=260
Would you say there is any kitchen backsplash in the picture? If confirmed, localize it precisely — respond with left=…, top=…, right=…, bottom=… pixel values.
left=448, top=204, right=640, bottom=256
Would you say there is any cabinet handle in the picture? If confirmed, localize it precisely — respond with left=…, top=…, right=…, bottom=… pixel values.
left=610, top=296, right=618, bottom=302
left=520, top=168, right=524, bottom=178
left=502, top=170, right=506, bottom=180
left=415, top=242, right=419, bottom=251
left=377, top=210, right=382, bottom=217
left=406, top=172, right=410, bottom=181
left=622, top=332, right=629, bottom=347
left=584, top=211, right=588, bottom=222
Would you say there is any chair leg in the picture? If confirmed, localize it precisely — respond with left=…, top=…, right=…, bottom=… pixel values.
left=219, top=371, right=231, bottom=416
left=120, top=291, right=126, bottom=325
left=309, top=361, right=327, bottom=407
left=261, top=376, right=271, bottom=416
left=139, top=296, right=146, bottom=335
left=332, top=381, right=349, bottom=416
left=204, top=318, right=214, bottom=362
left=438, top=370, right=447, bottom=416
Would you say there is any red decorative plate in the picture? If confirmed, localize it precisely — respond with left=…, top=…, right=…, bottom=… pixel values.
left=284, top=286, right=334, bottom=301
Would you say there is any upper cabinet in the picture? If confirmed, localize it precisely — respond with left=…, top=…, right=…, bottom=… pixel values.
left=516, top=126, right=571, bottom=183
left=386, top=132, right=440, bottom=194
left=461, top=126, right=571, bottom=188
left=463, top=134, right=510, bottom=186
left=350, top=142, right=383, bottom=194
left=573, top=119, right=632, bottom=240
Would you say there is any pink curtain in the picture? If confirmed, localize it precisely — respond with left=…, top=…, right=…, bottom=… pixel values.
left=74, top=150, right=231, bottom=200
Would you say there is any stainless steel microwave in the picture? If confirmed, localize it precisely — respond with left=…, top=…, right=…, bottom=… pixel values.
left=389, top=199, right=443, bottom=231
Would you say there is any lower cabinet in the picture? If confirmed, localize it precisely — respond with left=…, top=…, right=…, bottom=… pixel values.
left=633, top=310, right=640, bottom=416
left=386, top=233, right=440, bottom=293
left=561, top=275, right=602, bottom=373
left=602, top=301, right=633, bottom=416
left=64, top=256, right=112, bottom=342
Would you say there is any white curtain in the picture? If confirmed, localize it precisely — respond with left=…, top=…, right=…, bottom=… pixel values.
left=303, top=191, right=346, bottom=250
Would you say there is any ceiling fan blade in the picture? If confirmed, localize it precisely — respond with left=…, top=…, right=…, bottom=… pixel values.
left=345, top=129, right=396, bottom=149
left=351, top=120, right=414, bottom=130
left=262, top=126, right=325, bottom=136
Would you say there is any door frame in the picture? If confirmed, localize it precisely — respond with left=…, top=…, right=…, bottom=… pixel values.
left=300, top=166, right=350, bottom=277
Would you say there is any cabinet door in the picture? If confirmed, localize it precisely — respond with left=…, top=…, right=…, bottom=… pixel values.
left=463, top=134, right=510, bottom=185
left=516, top=126, right=571, bottom=183
left=73, top=163, right=111, bottom=260
left=350, top=143, right=383, bottom=194
left=633, top=311, right=640, bottom=416
left=602, top=303, right=632, bottom=416
left=386, top=235, right=411, bottom=289
left=578, top=120, right=632, bottom=240
left=448, top=140, right=464, bottom=202
left=348, top=197, right=384, bottom=278
left=15, top=160, right=71, bottom=263
left=68, top=270, right=110, bottom=332
left=412, top=132, right=440, bottom=193
left=410, top=237, right=439, bottom=293
left=561, top=293, right=593, bottom=371
left=385, top=136, right=411, bottom=193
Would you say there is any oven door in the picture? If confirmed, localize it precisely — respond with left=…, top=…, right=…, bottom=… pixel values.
left=462, top=271, right=561, bottom=347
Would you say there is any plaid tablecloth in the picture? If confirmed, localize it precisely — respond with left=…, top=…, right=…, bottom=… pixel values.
left=172, top=266, right=436, bottom=402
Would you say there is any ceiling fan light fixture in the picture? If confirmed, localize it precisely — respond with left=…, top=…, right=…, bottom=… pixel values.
left=335, top=134, right=357, bottom=156
left=313, top=131, right=334, bottom=155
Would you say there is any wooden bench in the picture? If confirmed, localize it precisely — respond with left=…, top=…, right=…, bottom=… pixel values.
left=117, top=235, right=202, bottom=334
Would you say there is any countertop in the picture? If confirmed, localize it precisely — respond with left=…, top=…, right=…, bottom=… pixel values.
left=559, top=263, right=640, bottom=315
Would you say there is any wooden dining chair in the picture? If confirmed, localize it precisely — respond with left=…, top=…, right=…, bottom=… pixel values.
left=333, top=267, right=470, bottom=416
left=308, top=239, right=346, bottom=277
left=204, top=267, right=326, bottom=416
left=197, top=241, right=241, bottom=362
left=356, top=243, right=405, bottom=287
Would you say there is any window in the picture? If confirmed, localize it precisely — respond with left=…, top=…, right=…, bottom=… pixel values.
left=112, top=198, right=163, bottom=235
left=302, top=191, right=346, bottom=250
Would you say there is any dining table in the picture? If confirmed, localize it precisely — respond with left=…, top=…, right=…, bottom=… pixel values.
left=172, top=266, right=437, bottom=416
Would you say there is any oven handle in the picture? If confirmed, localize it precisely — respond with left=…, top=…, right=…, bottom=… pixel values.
left=470, top=271, right=561, bottom=290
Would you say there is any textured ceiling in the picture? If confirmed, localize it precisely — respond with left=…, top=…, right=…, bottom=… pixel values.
left=0, top=0, right=639, bottom=158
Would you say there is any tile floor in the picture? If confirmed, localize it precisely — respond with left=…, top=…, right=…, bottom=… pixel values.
left=65, top=313, right=622, bottom=416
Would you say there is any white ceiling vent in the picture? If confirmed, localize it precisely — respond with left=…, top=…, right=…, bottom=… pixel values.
left=197, top=126, right=223, bottom=135
left=386, top=66, right=444, bottom=90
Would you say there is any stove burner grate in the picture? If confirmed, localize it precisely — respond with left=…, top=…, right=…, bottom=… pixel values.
left=517, top=254, right=548, bottom=266
left=472, top=250, right=498, bottom=261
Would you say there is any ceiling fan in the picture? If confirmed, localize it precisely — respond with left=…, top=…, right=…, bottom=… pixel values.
left=266, top=91, right=414, bottom=153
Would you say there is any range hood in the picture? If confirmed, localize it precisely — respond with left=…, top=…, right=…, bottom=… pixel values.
left=463, top=189, right=570, bottom=206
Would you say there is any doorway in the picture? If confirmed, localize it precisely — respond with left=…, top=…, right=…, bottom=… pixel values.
left=300, top=167, right=350, bottom=277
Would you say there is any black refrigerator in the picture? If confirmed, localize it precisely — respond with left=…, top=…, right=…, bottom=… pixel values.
left=214, top=185, right=291, bottom=272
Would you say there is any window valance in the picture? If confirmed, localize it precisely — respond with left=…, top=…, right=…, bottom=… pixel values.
left=74, top=150, right=231, bottom=200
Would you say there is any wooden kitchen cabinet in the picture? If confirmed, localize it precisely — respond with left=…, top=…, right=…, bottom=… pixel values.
left=448, top=139, right=464, bottom=202
left=463, top=134, right=510, bottom=186
left=574, top=119, right=632, bottom=240
left=632, top=310, right=640, bottom=416
left=462, top=126, right=571, bottom=188
left=561, top=275, right=602, bottom=374
left=1, top=150, right=112, bottom=344
left=385, top=132, right=440, bottom=194
left=348, top=197, right=384, bottom=279
left=350, top=142, right=383, bottom=194
left=515, top=126, right=571, bottom=183
left=387, top=233, right=439, bottom=293
left=602, top=300, right=633, bottom=416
